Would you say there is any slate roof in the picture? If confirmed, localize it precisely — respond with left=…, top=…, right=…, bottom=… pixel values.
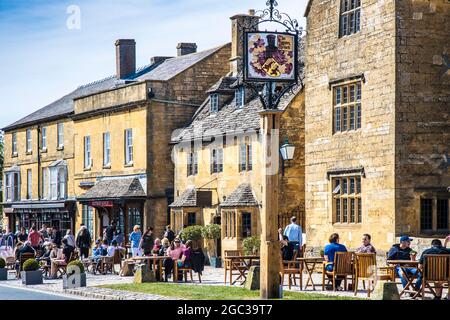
left=77, top=177, right=146, bottom=200
left=169, top=187, right=197, bottom=208
left=206, top=76, right=237, bottom=94
left=3, top=44, right=229, bottom=132
left=220, top=184, right=259, bottom=207
left=137, top=44, right=230, bottom=82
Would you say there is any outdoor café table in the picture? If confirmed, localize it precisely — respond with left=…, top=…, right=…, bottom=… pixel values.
left=224, top=255, right=260, bottom=285
left=130, top=256, right=166, bottom=279
left=297, top=257, right=324, bottom=290
left=387, top=260, right=420, bottom=297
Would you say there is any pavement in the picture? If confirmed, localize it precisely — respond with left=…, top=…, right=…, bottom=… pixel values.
left=0, top=266, right=446, bottom=300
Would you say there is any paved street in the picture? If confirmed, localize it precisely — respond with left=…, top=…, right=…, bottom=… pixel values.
left=0, top=284, right=76, bottom=300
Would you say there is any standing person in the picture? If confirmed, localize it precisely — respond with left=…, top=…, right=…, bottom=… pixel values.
left=28, top=226, right=41, bottom=252
left=39, top=224, right=49, bottom=240
left=283, top=216, right=303, bottom=256
left=355, top=234, right=377, bottom=254
left=323, top=233, right=348, bottom=290
left=51, top=226, right=62, bottom=248
left=16, top=227, right=28, bottom=244
left=140, top=227, right=155, bottom=256
left=104, top=221, right=117, bottom=245
left=76, top=226, right=92, bottom=259
left=387, top=235, right=422, bottom=291
left=129, top=225, right=142, bottom=257
left=164, top=225, right=175, bottom=243
left=64, top=229, right=76, bottom=248
left=113, top=229, right=124, bottom=247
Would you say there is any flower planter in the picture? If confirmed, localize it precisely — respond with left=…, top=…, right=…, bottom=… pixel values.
left=21, top=270, right=43, bottom=285
left=209, top=257, right=222, bottom=268
left=63, top=272, right=87, bottom=289
left=0, top=268, right=8, bottom=281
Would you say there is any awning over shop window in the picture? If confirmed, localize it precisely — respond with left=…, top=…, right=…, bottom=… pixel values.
left=78, top=176, right=147, bottom=201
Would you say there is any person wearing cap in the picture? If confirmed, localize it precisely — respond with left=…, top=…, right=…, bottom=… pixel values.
left=387, top=235, right=422, bottom=290
left=283, top=216, right=303, bottom=255
left=129, top=225, right=142, bottom=257
left=418, top=239, right=450, bottom=300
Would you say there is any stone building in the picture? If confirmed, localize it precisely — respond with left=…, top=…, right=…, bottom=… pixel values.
left=304, top=0, right=450, bottom=251
left=170, top=12, right=305, bottom=256
left=2, top=38, right=231, bottom=241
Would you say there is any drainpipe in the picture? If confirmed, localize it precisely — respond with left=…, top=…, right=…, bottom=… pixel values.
left=37, top=126, right=41, bottom=200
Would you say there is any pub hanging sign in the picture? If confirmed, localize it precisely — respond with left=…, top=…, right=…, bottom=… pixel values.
left=244, top=31, right=298, bottom=82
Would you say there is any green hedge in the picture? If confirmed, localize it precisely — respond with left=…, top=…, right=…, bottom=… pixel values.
left=23, top=258, right=40, bottom=272
left=242, top=236, right=261, bottom=255
left=180, top=225, right=204, bottom=242
left=0, top=257, right=5, bottom=269
left=68, top=260, right=85, bottom=274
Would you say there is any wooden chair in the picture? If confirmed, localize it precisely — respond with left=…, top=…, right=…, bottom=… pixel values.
left=420, top=254, right=450, bottom=300
left=224, top=250, right=246, bottom=285
left=101, top=256, right=115, bottom=275
left=176, top=261, right=202, bottom=283
left=112, top=249, right=124, bottom=275
left=322, top=252, right=354, bottom=291
left=280, top=258, right=302, bottom=290
left=17, top=252, right=35, bottom=278
left=56, top=251, right=77, bottom=278
left=354, top=253, right=377, bottom=297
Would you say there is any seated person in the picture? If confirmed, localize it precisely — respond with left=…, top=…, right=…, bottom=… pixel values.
left=387, top=235, right=422, bottom=291
left=324, top=233, right=348, bottom=290
left=15, top=241, right=36, bottom=260
left=164, top=238, right=185, bottom=281
left=178, top=240, right=193, bottom=268
left=158, top=238, right=170, bottom=257
left=152, top=238, right=162, bottom=254
left=355, top=234, right=376, bottom=254
left=91, top=240, right=105, bottom=261
left=418, top=239, right=450, bottom=300
left=49, top=238, right=74, bottom=279
left=37, top=241, right=53, bottom=266
left=107, top=240, right=118, bottom=257
left=280, top=235, right=294, bottom=261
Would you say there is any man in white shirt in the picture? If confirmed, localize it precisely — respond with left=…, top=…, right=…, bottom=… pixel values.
left=283, top=216, right=303, bottom=255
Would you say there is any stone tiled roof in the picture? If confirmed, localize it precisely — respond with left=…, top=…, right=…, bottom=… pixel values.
left=169, top=187, right=197, bottom=208
left=220, top=184, right=259, bottom=207
left=77, top=177, right=146, bottom=200
left=206, top=76, right=237, bottom=94
left=3, top=44, right=229, bottom=132
left=137, top=44, right=230, bottom=82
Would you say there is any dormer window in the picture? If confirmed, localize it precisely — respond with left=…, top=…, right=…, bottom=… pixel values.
left=236, top=87, right=245, bottom=108
left=210, top=94, right=219, bottom=113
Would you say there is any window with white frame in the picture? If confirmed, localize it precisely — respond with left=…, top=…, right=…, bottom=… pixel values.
left=5, top=171, right=20, bottom=202
left=239, top=139, right=252, bottom=172
left=42, top=167, right=49, bottom=199
left=48, top=164, right=67, bottom=200
left=103, top=132, right=111, bottom=167
left=235, top=87, right=245, bottom=108
left=12, top=132, right=17, bottom=155
left=210, top=94, right=219, bottom=113
left=82, top=205, right=94, bottom=236
left=339, top=0, right=361, bottom=37
left=210, top=147, right=223, bottom=174
left=57, top=123, right=64, bottom=148
left=41, top=127, right=47, bottom=150
left=187, top=151, right=198, bottom=176
left=26, top=169, right=32, bottom=199
left=26, top=129, right=32, bottom=153
left=84, top=136, right=91, bottom=169
left=58, top=167, right=66, bottom=199
left=125, top=129, right=133, bottom=165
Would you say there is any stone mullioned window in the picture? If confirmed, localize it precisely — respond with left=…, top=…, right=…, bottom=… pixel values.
left=210, top=147, right=223, bottom=174
left=421, top=198, right=449, bottom=232
left=333, top=82, right=362, bottom=133
left=332, top=176, right=362, bottom=224
left=187, top=151, right=198, bottom=176
left=339, top=0, right=361, bottom=38
left=223, top=210, right=236, bottom=238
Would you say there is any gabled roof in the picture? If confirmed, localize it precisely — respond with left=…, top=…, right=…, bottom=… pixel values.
left=304, top=0, right=313, bottom=17
left=77, top=176, right=146, bottom=200
left=207, top=76, right=237, bottom=94
left=220, top=183, right=259, bottom=207
left=169, top=187, right=197, bottom=208
left=3, top=44, right=229, bottom=132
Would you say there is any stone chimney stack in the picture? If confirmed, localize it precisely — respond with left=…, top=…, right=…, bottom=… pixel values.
left=177, top=43, right=197, bottom=56
left=230, top=10, right=259, bottom=76
left=115, top=39, right=136, bottom=79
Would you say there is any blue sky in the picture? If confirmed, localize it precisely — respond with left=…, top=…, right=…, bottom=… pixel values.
left=0, top=0, right=307, bottom=128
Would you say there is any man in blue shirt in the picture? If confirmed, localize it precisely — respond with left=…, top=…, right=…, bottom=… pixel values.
left=283, top=216, right=303, bottom=254
left=324, top=233, right=347, bottom=290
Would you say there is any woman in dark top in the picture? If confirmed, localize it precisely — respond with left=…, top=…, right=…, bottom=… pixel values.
left=76, top=226, right=92, bottom=259
left=16, top=227, right=28, bottom=244
left=280, top=235, right=294, bottom=261
left=179, top=240, right=193, bottom=268
left=62, top=238, right=75, bottom=263
left=139, top=227, right=154, bottom=256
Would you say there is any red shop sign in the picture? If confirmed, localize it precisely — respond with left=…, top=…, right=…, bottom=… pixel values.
left=90, top=201, right=114, bottom=208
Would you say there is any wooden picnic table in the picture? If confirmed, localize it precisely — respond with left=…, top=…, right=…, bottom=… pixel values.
left=224, top=255, right=260, bottom=285
left=130, top=255, right=166, bottom=280
left=387, top=260, right=420, bottom=297
left=297, top=257, right=324, bottom=290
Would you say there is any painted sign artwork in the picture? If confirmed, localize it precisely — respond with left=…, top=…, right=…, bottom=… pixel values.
left=245, top=32, right=297, bottom=82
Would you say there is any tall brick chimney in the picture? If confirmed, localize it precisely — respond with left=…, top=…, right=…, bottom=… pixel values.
left=177, top=43, right=197, bottom=56
left=115, top=39, right=136, bottom=79
left=230, top=10, right=259, bottom=76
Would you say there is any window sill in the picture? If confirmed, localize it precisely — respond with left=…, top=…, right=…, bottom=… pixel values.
left=26, top=151, right=32, bottom=156
left=103, top=165, right=111, bottom=169
left=57, top=146, right=64, bottom=151
left=83, top=167, right=92, bottom=172
left=338, top=31, right=361, bottom=40
left=124, top=163, right=134, bottom=168
left=11, top=153, right=18, bottom=158
left=332, top=222, right=362, bottom=226
left=40, top=148, right=47, bottom=153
